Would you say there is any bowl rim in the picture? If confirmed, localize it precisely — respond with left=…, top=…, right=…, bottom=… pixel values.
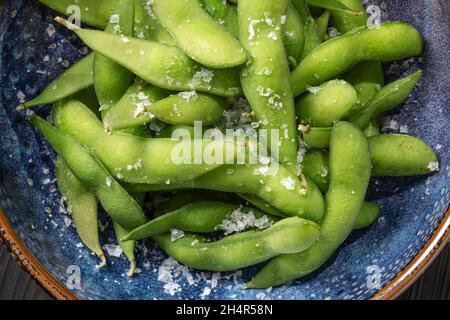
left=0, top=205, right=449, bottom=300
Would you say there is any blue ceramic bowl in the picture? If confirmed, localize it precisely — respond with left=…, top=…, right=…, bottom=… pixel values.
left=0, top=0, right=449, bottom=300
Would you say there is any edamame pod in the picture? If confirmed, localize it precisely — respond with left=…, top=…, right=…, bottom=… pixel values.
left=301, top=149, right=329, bottom=193
left=199, top=0, right=305, bottom=66
left=150, top=0, right=247, bottom=68
left=291, top=22, right=423, bottom=96
left=157, top=126, right=197, bottom=139
left=102, top=82, right=170, bottom=132
left=303, top=133, right=439, bottom=177
left=238, top=194, right=286, bottom=218
left=154, top=217, right=320, bottom=272
left=239, top=0, right=298, bottom=172
left=53, top=100, right=239, bottom=185
left=248, top=122, right=371, bottom=288
left=134, top=0, right=176, bottom=45
left=292, top=0, right=322, bottom=59
left=55, top=157, right=106, bottom=268
left=370, top=134, right=439, bottom=176
left=94, top=0, right=135, bottom=111
left=315, top=10, right=331, bottom=41
left=113, top=222, right=136, bottom=277
left=363, top=117, right=380, bottom=138
left=296, top=80, right=358, bottom=127
left=123, top=201, right=275, bottom=241
left=331, top=0, right=384, bottom=113
left=56, top=18, right=242, bottom=97
left=302, top=127, right=331, bottom=149
left=127, top=164, right=326, bottom=223
left=354, top=202, right=380, bottom=230
left=18, top=54, right=94, bottom=109
left=31, top=114, right=148, bottom=231
left=350, top=71, right=422, bottom=130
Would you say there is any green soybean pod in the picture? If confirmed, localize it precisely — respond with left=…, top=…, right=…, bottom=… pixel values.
left=345, top=61, right=384, bottom=111
left=141, top=164, right=326, bottom=223
left=113, top=222, right=136, bottom=277
left=147, top=92, right=227, bottom=126
left=52, top=100, right=239, bottom=185
left=315, top=10, right=331, bottom=41
left=102, top=82, right=171, bottom=132
left=350, top=71, right=422, bottom=130
left=199, top=0, right=304, bottom=67
left=291, top=22, right=423, bottom=96
left=94, top=0, right=135, bottom=111
left=301, top=149, right=329, bottom=193
left=370, top=134, right=439, bottom=176
left=151, top=191, right=239, bottom=216
left=31, top=114, right=148, bottom=231
left=238, top=0, right=298, bottom=172
left=248, top=122, right=371, bottom=288
left=153, top=217, right=320, bottom=272
left=354, top=202, right=380, bottom=230
left=156, top=126, right=196, bottom=139
left=292, top=0, right=322, bottom=59
left=296, top=80, right=358, bottom=127
left=238, top=194, right=286, bottom=218
left=18, top=53, right=94, bottom=110
left=55, top=157, right=106, bottom=268
left=329, top=0, right=366, bottom=33
left=150, top=0, right=247, bottom=68
left=302, top=127, right=331, bottom=149
left=38, top=0, right=113, bottom=28
left=124, top=201, right=275, bottom=241
left=134, top=0, right=176, bottom=45
left=363, top=117, right=380, bottom=138
left=55, top=18, right=242, bottom=97
left=331, top=1, right=384, bottom=113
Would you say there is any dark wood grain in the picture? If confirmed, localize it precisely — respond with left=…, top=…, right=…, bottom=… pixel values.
left=0, top=239, right=448, bottom=300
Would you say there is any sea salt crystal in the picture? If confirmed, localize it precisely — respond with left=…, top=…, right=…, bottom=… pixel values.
left=427, top=161, right=440, bottom=172
left=103, top=244, right=123, bottom=257
left=170, top=228, right=185, bottom=242
left=281, top=177, right=296, bottom=190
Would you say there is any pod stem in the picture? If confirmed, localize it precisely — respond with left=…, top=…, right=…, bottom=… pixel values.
left=54, top=16, right=80, bottom=30
left=95, top=255, right=107, bottom=270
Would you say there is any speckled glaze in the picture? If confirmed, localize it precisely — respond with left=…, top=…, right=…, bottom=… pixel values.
left=0, top=0, right=448, bottom=300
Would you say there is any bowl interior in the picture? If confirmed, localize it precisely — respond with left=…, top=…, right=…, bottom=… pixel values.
left=0, top=0, right=449, bottom=300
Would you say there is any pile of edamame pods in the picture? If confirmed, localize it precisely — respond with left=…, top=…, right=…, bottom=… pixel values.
left=21, top=0, right=440, bottom=289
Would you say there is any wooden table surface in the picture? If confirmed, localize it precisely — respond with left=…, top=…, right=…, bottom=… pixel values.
left=0, top=240, right=448, bottom=300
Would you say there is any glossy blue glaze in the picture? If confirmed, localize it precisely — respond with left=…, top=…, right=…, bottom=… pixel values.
left=0, top=0, right=448, bottom=300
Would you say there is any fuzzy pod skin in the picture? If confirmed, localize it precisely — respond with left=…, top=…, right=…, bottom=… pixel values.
left=52, top=100, right=238, bottom=185
left=56, top=19, right=242, bottom=97
left=31, top=115, right=148, bottom=231
left=238, top=193, right=286, bottom=218
left=18, top=54, right=94, bottom=110
left=248, top=122, right=371, bottom=288
left=238, top=0, right=298, bottom=172
left=123, top=201, right=275, bottom=241
left=350, top=71, right=422, bottom=130
left=55, top=157, right=106, bottom=268
left=291, top=22, right=423, bottom=96
left=150, top=0, right=247, bottom=68
left=370, top=134, right=439, bottom=177
left=153, top=217, right=320, bottom=272
left=94, top=0, right=135, bottom=112
left=296, top=80, right=358, bottom=127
